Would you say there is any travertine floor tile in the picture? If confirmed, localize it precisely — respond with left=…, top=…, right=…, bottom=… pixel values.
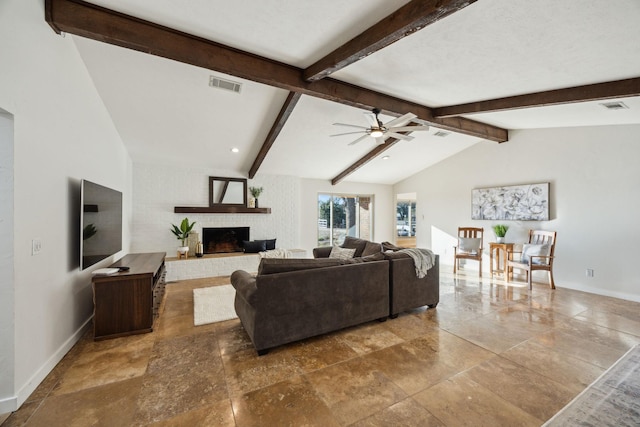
left=26, top=377, right=142, bottom=427
left=221, top=347, right=304, bottom=396
left=349, top=397, right=444, bottom=427
left=534, top=329, right=633, bottom=369
left=574, top=308, right=640, bottom=337
left=501, top=339, right=604, bottom=394
left=286, top=334, right=360, bottom=372
left=306, top=357, right=407, bottom=425
left=363, top=340, right=461, bottom=395
left=413, top=374, right=542, bottom=426
left=231, top=376, right=340, bottom=427
left=50, top=333, right=154, bottom=396
left=442, top=314, right=535, bottom=353
left=148, top=399, right=235, bottom=427
left=463, top=355, right=577, bottom=421
left=338, top=322, right=405, bottom=355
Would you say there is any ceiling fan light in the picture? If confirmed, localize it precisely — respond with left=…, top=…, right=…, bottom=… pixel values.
left=370, top=129, right=384, bottom=138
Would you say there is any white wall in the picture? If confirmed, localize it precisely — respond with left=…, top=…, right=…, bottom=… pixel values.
left=131, top=163, right=301, bottom=256
left=394, top=125, right=640, bottom=302
left=299, top=179, right=395, bottom=254
left=0, top=0, right=131, bottom=411
left=131, top=166, right=395, bottom=261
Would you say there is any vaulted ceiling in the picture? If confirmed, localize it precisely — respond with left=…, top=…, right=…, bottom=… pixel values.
left=46, top=0, right=640, bottom=184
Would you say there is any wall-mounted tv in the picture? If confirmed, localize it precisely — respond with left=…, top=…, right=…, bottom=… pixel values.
left=80, top=179, right=122, bottom=270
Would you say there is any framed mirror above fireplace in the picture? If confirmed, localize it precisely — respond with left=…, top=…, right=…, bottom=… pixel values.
left=209, top=177, right=247, bottom=207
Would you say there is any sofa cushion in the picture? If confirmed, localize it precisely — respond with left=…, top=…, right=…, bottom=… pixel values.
left=362, top=241, right=382, bottom=257
left=341, top=236, right=368, bottom=257
left=329, top=246, right=356, bottom=259
left=521, top=243, right=551, bottom=265
left=258, top=258, right=343, bottom=275
left=458, top=237, right=481, bottom=254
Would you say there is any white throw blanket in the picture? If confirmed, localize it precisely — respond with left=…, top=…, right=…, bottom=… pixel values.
left=259, top=248, right=293, bottom=258
left=397, top=248, right=436, bottom=278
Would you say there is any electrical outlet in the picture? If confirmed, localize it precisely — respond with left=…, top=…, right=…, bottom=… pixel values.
left=586, top=269, right=594, bottom=278
left=32, top=238, right=42, bottom=255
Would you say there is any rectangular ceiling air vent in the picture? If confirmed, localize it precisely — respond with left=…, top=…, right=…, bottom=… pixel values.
left=209, top=76, right=242, bottom=94
left=600, top=101, right=628, bottom=110
left=433, top=131, right=450, bottom=137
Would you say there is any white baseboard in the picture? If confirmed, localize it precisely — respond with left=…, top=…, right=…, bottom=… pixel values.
left=0, top=395, right=17, bottom=416
left=12, top=316, right=93, bottom=411
left=557, top=282, right=640, bottom=303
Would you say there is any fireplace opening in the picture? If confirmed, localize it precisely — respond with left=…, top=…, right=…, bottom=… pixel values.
left=202, top=227, right=249, bottom=254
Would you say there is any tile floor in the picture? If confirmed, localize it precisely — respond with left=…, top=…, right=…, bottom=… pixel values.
left=3, top=269, right=640, bottom=426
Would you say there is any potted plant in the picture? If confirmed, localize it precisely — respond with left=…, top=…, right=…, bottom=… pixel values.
left=171, top=217, right=196, bottom=257
left=492, top=224, right=509, bottom=243
left=249, top=186, right=263, bottom=208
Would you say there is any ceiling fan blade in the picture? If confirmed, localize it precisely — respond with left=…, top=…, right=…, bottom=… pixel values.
left=386, top=132, right=414, bottom=141
left=375, top=137, right=387, bottom=145
left=363, top=112, right=378, bottom=128
left=330, top=131, right=366, bottom=137
left=332, top=123, right=369, bottom=129
left=348, top=134, right=371, bottom=146
left=385, top=112, right=417, bottom=128
left=389, top=125, right=429, bottom=133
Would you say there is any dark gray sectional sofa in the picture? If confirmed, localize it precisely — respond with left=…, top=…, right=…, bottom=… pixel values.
left=231, top=237, right=439, bottom=355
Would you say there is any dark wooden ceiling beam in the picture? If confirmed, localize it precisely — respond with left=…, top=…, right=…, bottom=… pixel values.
left=433, top=77, right=640, bottom=118
left=44, top=0, right=507, bottom=143
left=249, top=92, right=301, bottom=178
left=331, top=130, right=416, bottom=185
left=304, top=0, right=477, bottom=82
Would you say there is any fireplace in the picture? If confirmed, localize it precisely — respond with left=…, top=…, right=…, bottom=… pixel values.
left=202, top=227, right=249, bottom=254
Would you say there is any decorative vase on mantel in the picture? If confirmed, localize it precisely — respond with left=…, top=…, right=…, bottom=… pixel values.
left=248, top=197, right=256, bottom=208
left=254, top=198, right=259, bottom=208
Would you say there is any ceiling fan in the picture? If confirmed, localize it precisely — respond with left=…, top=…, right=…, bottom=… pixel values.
left=331, top=108, right=429, bottom=146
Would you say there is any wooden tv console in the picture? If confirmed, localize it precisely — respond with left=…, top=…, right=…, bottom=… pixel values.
left=92, top=252, right=166, bottom=340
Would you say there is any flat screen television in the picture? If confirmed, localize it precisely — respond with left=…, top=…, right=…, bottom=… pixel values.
left=80, top=179, right=122, bottom=270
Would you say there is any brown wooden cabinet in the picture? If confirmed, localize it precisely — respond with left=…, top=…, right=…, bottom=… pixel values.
left=92, top=252, right=166, bottom=340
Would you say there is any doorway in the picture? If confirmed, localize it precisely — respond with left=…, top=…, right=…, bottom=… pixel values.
left=0, top=109, right=15, bottom=411
left=396, top=192, right=416, bottom=248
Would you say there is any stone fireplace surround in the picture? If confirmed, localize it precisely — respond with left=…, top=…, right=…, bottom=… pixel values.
left=202, top=226, right=250, bottom=254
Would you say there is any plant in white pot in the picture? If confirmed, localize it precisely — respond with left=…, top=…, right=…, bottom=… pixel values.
left=492, top=224, right=509, bottom=243
left=171, top=217, right=196, bottom=257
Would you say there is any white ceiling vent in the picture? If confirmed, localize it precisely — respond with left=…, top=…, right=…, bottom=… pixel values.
left=433, top=130, right=450, bottom=137
left=600, top=101, right=628, bottom=110
left=209, top=76, right=242, bottom=94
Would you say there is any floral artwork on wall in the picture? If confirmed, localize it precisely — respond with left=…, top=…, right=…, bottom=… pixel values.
left=472, top=183, right=549, bottom=221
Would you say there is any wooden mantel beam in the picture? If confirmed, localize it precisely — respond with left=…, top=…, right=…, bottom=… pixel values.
left=433, top=77, right=640, bottom=118
left=304, top=0, right=477, bottom=82
left=44, top=0, right=507, bottom=143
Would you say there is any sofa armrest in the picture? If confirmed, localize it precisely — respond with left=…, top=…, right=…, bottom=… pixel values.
left=231, top=270, right=257, bottom=305
left=312, top=246, right=332, bottom=258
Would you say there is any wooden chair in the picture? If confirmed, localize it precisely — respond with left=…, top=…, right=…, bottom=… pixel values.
left=507, top=230, right=557, bottom=290
left=453, top=227, right=484, bottom=277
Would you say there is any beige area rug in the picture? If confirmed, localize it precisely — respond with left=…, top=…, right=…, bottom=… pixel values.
left=544, top=343, right=640, bottom=426
left=193, top=284, right=238, bottom=326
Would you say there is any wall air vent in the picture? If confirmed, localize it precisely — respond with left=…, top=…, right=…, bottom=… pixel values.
left=209, top=76, right=242, bottom=94
left=433, top=131, right=450, bottom=137
left=600, top=101, right=628, bottom=110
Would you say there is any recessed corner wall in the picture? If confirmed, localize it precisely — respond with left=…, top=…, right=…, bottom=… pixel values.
left=394, top=125, right=640, bottom=302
